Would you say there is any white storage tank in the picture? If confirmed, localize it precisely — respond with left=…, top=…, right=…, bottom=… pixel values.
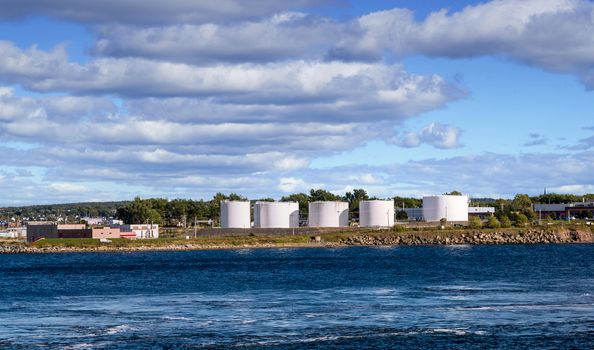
left=308, top=201, right=349, bottom=227
left=422, top=195, right=469, bottom=222
left=359, top=200, right=394, bottom=227
left=253, top=201, right=299, bottom=228
left=220, top=200, right=251, bottom=228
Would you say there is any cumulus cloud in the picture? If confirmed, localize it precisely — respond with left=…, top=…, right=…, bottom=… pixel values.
left=278, top=177, right=307, bottom=193
left=0, top=41, right=463, bottom=112
left=389, top=122, right=462, bottom=149
left=92, top=13, right=342, bottom=64
left=331, top=0, right=594, bottom=88
left=0, top=0, right=331, bottom=25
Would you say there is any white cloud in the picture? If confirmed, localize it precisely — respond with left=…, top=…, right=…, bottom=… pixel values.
left=48, top=182, right=89, bottom=193
left=278, top=177, right=307, bottom=193
left=92, top=13, right=342, bottom=63
left=330, top=0, right=594, bottom=88
left=0, top=0, right=330, bottom=25
left=348, top=173, right=383, bottom=185
left=389, top=122, right=462, bottom=149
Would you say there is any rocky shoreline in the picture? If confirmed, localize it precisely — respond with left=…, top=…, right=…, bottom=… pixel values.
left=340, top=228, right=594, bottom=246
left=0, top=228, right=592, bottom=254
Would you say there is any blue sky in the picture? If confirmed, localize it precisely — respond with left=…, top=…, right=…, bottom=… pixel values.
left=0, top=0, right=593, bottom=205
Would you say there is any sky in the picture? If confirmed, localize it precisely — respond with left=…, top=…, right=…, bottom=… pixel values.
left=0, top=0, right=593, bottom=205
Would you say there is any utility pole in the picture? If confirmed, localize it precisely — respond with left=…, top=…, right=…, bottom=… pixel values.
left=194, top=216, right=197, bottom=239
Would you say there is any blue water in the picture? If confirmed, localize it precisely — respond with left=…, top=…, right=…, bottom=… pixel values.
left=1, top=245, right=593, bottom=349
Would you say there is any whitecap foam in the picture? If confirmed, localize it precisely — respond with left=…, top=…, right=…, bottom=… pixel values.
left=104, top=324, right=132, bottom=335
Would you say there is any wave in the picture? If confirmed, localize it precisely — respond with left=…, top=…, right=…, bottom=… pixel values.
left=104, top=324, right=133, bottom=335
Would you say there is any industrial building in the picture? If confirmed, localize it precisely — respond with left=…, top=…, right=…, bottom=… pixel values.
left=119, top=224, right=159, bottom=239
left=253, top=201, right=299, bottom=228
left=467, top=207, right=495, bottom=218
left=359, top=200, right=394, bottom=227
left=91, top=227, right=123, bottom=239
left=308, top=201, right=349, bottom=227
left=0, top=227, right=26, bottom=239
left=220, top=200, right=251, bottom=228
left=26, top=223, right=91, bottom=242
left=403, top=206, right=494, bottom=221
left=423, top=195, right=469, bottom=222
left=534, top=202, right=594, bottom=220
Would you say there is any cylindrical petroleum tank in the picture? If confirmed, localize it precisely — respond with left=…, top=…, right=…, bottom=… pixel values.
left=220, top=200, right=251, bottom=228
left=359, top=200, right=394, bottom=227
left=308, top=201, right=349, bottom=227
left=253, top=202, right=299, bottom=228
left=422, top=195, right=469, bottom=222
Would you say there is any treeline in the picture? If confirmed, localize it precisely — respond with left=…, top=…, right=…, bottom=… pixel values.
left=0, top=201, right=128, bottom=222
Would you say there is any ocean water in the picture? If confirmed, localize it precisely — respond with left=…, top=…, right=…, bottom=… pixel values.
left=0, top=244, right=593, bottom=349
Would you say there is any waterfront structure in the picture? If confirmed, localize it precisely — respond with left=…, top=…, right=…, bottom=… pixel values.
left=534, top=202, right=594, bottom=220
left=423, top=195, right=469, bottom=222
left=308, top=201, right=349, bottom=227
left=26, top=223, right=91, bottom=242
left=403, top=206, right=494, bottom=221
left=468, top=207, right=495, bottom=218
left=0, top=227, right=26, bottom=239
left=91, top=227, right=122, bottom=239
left=253, top=202, right=299, bottom=228
left=359, top=200, right=394, bottom=227
left=220, top=200, right=251, bottom=228
left=119, top=224, right=159, bottom=239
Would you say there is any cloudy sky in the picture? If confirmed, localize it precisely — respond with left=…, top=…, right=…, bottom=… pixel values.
left=0, top=0, right=593, bottom=205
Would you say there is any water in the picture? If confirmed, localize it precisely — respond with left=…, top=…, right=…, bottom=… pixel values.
left=1, top=244, right=593, bottom=349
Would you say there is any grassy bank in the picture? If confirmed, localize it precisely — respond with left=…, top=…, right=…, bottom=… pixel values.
left=1, top=224, right=591, bottom=253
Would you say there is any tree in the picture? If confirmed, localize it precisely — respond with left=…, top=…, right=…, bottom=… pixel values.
left=344, top=188, right=369, bottom=222
left=309, top=188, right=341, bottom=202
left=116, top=197, right=163, bottom=225
left=393, top=196, right=422, bottom=208
left=514, top=213, right=529, bottom=227
left=255, top=198, right=275, bottom=202
left=396, top=210, right=408, bottom=220
left=511, top=194, right=532, bottom=212
left=500, top=215, right=512, bottom=228
left=468, top=216, right=482, bottom=229
left=444, top=190, right=463, bottom=196
left=485, top=216, right=501, bottom=229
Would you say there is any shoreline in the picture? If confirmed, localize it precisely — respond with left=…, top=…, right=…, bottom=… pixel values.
left=1, top=227, right=593, bottom=254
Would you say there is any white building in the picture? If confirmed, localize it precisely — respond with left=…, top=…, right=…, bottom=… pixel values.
left=253, top=202, right=299, bottom=228
left=120, top=224, right=159, bottom=239
left=308, top=201, right=349, bottom=227
left=359, top=200, right=394, bottom=227
left=0, top=227, right=26, bottom=239
left=81, top=217, right=105, bottom=226
left=423, top=195, right=469, bottom=222
left=220, top=200, right=251, bottom=228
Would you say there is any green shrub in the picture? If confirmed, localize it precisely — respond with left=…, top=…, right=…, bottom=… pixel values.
left=500, top=215, right=512, bottom=228
left=393, top=225, right=407, bottom=232
left=514, top=213, right=529, bottom=227
left=485, top=216, right=501, bottom=229
left=468, top=216, right=482, bottom=229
